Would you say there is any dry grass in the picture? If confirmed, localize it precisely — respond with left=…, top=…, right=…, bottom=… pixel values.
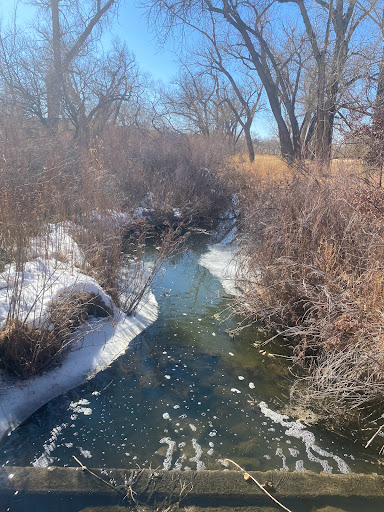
left=102, top=128, right=233, bottom=228
left=224, top=153, right=293, bottom=190
left=231, top=155, right=384, bottom=430
left=0, top=122, right=124, bottom=378
left=0, top=292, right=112, bottom=379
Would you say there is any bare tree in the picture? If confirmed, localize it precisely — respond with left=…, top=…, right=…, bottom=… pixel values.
left=62, top=40, right=143, bottom=144
left=160, top=65, right=257, bottom=156
left=144, top=0, right=308, bottom=162
left=278, top=0, right=369, bottom=167
left=144, top=0, right=374, bottom=166
left=39, top=0, right=118, bottom=133
left=190, top=14, right=264, bottom=161
left=0, top=0, right=125, bottom=141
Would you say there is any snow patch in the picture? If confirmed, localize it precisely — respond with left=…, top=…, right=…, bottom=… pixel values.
left=199, top=243, right=239, bottom=296
left=0, top=242, right=158, bottom=442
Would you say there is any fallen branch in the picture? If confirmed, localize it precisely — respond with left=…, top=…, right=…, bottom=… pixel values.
left=72, top=455, right=124, bottom=495
left=224, top=458, right=294, bottom=512
left=365, top=425, right=384, bottom=449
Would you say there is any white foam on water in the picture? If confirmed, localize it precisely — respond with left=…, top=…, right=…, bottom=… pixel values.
left=174, top=453, right=187, bottom=470
left=69, top=400, right=92, bottom=416
left=189, top=439, right=206, bottom=470
left=258, top=401, right=351, bottom=474
left=77, top=399, right=90, bottom=406
left=32, top=422, right=67, bottom=467
left=295, top=460, right=306, bottom=471
left=276, top=447, right=289, bottom=471
left=78, top=447, right=92, bottom=458
left=159, top=437, right=176, bottom=470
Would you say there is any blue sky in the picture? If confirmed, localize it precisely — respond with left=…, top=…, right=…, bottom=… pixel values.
left=112, top=1, right=179, bottom=82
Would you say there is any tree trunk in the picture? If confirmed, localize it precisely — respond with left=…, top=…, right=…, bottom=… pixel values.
left=244, top=120, right=255, bottom=162
left=46, top=0, right=62, bottom=134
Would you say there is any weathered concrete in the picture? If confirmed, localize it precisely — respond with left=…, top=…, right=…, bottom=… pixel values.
left=1, top=467, right=383, bottom=512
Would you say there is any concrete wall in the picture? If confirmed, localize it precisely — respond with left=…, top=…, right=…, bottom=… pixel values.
left=1, top=466, right=384, bottom=512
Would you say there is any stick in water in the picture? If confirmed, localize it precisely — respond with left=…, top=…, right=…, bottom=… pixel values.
left=365, top=425, right=384, bottom=449
left=72, top=455, right=123, bottom=494
left=224, top=458, right=294, bottom=512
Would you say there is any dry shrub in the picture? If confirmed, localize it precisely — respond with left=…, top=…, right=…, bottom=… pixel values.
left=119, top=223, right=187, bottom=315
left=0, top=292, right=111, bottom=379
left=291, top=341, right=384, bottom=427
left=0, top=118, right=124, bottom=378
left=101, top=127, right=232, bottom=227
left=234, top=165, right=384, bottom=427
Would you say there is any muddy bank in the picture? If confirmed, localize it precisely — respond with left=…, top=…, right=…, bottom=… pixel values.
left=1, top=467, right=383, bottom=512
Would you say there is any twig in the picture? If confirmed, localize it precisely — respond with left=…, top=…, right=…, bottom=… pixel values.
left=72, top=455, right=123, bottom=494
left=365, top=425, right=384, bottom=448
left=224, top=458, right=294, bottom=512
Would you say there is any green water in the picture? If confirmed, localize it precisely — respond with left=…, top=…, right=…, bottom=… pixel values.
left=0, top=234, right=382, bottom=476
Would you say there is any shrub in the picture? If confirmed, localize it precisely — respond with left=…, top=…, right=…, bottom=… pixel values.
left=101, top=128, right=233, bottom=227
left=233, top=165, right=384, bottom=428
left=0, top=292, right=111, bottom=379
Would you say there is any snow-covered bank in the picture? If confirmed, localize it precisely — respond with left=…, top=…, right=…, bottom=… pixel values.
left=199, top=231, right=240, bottom=296
left=0, top=223, right=158, bottom=442
left=0, top=287, right=157, bottom=442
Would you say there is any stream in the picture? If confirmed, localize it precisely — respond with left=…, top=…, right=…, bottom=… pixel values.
left=0, top=233, right=382, bottom=476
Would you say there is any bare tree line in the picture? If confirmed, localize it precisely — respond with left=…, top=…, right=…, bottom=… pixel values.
left=0, top=0, right=383, bottom=166
left=143, top=0, right=384, bottom=166
left=0, top=0, right=148, bottom=146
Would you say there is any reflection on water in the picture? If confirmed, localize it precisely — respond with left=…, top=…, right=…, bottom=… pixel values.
left=0, top=234, right=382, bottom=475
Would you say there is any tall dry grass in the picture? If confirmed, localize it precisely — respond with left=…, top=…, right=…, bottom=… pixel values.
left=233, top=158, right=384, bottom=430
left=102, top=128, right=233, bottom=227
left=0, top=117, right=138, bottom=378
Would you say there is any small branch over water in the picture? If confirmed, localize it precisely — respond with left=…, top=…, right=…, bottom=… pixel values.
left=224, top=458, right=294, bottom=512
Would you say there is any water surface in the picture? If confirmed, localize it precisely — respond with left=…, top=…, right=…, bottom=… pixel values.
left=0, top=234, right=381, bottom=476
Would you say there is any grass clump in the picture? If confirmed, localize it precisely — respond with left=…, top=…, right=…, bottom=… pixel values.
left=0, top=292, right=111, bottom=379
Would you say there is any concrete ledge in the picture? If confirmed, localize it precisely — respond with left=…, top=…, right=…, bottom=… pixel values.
left=1, top=467, right=384, bottom=511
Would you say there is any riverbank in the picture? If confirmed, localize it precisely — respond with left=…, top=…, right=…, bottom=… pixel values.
left=227, top=160, right=384, bottom=440
left=0, top=291, right=157, bottom=443
left=0, top=220, right=159, bottom=443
